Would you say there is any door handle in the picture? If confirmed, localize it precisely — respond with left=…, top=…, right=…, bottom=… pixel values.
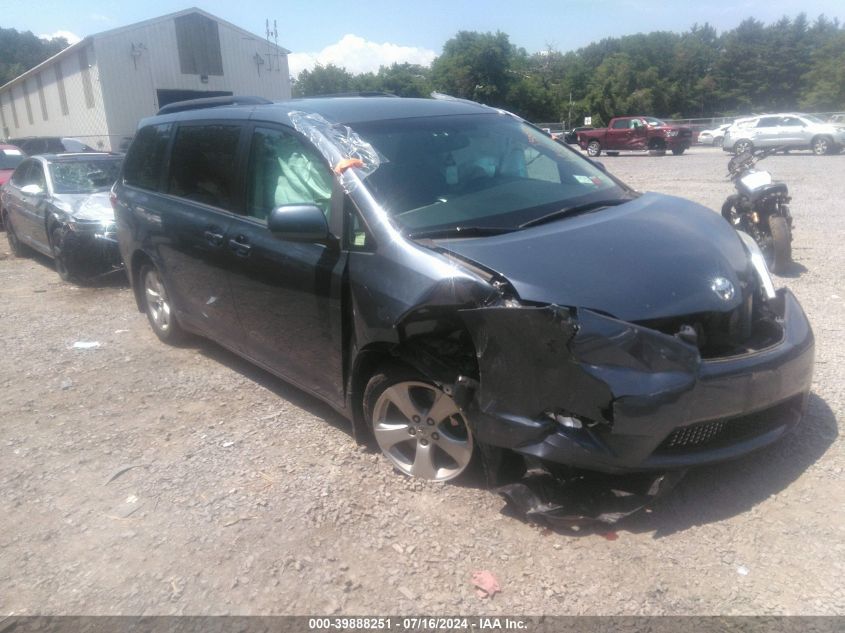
left=228, top=236, right=252, bottom=257
left=204, top=229, right=225, bottom=246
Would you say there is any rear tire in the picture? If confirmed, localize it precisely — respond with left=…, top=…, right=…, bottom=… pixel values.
left=5, top=214, right=28, bottom=257
left=586, top=140, right=602, bottom=157
left=606, top=151, right=619, bottom=156
left=811, top=136, right=832, bottom=156
left=140, top=264, right=186, bottom=344
left=768, top=215, right=792, bottom=274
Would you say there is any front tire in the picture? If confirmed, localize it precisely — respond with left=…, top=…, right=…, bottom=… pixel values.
left=140, top=264, right=186, bottom=344
left=768, top=215, right=792, bottom=274
left=672, top=147, right=686, bottom=155
left=364, top=362, right=475, bottom=482
left=586, top=140, right=602, bottom=157
left=51, top=226, right=77, bottom=283
left=734, top=139, right=753, bottom=154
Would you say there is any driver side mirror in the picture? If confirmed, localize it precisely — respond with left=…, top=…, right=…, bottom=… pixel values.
left=21, top=184, right=45, bottom=196
left=268, top=204, right=330, bottom=242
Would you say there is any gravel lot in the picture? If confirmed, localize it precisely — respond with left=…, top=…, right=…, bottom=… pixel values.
left=1, top=146, right=842, bottom=616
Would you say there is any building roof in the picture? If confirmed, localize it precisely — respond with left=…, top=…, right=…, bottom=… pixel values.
left=0, top=7, right=289, bottom=93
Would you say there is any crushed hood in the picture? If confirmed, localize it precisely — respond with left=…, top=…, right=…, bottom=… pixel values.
left=53, top=191, right=115, bottom=223
left=431, top=192, right=752, bottom=321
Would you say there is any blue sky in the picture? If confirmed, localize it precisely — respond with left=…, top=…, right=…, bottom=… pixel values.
left=5, top=0, right=845, bottom=76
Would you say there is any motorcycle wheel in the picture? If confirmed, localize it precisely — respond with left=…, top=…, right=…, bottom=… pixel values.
left=768, top=215, right=792, bottom=275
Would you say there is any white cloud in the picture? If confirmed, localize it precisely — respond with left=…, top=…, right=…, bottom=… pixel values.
left=89, top=13, right=113, bottom=22
left=39, top=30, right=82, bottom=44
left=288, top=34, right=436, bottom=78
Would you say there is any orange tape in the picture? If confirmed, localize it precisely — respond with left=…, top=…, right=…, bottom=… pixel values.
left=334, top=158, right=365, bottom=174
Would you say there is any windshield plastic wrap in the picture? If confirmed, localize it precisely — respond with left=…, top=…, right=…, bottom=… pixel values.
left=288, top=111, right=380, bottom=193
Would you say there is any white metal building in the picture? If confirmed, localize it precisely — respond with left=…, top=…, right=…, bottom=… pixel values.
left=0, top=8, right=291, bottom=151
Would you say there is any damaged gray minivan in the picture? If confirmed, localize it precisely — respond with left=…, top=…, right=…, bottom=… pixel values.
left=113, top=96, right=814, bottom=483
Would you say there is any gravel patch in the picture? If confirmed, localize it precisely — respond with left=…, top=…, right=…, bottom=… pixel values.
left=0, top=146, right=842, bottom=615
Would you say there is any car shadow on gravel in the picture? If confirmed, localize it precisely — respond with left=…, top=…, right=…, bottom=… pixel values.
left=775, top=260, right=809, bottom=278
left=623, top=392, right=838, bottom=538
left=26, top=249, right=129, bottom=288
left=193, top=338, right=353, bottom=436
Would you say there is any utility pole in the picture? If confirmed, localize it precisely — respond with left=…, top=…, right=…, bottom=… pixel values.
left=568, top=91, right=572, bottom=130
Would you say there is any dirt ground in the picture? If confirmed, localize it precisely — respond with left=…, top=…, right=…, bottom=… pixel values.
left=1, top=146, right=843, bottom=616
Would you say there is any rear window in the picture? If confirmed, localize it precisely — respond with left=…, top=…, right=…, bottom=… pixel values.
left=123, top=123, right=172, bottom=191
left=166, top=124, right=241, bottom=209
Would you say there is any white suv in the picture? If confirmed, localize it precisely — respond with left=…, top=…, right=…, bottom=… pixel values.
left=722, top=113, right=845, bottom=155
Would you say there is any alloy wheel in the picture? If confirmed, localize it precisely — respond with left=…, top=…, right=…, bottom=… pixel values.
left=372, top=381, right=473, bottom=482
left=812, top=137, right=829, bottom=156
left=144, top=268, right=173, bottom=333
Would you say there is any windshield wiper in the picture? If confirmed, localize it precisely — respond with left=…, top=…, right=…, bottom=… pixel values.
left=407, top=226, right=517, bottom=240
left=519, top=198, right=630, bottom=229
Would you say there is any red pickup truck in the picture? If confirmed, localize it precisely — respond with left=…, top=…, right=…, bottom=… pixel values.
left=577, top=116, right=693, bottom=157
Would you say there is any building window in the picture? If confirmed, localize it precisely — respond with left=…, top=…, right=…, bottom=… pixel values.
left=9, top=87, right=19, bottom=128
left=78, top=48, right=95, bottom=109
left=35, top=74, right=48, bottom=121
left=0, top=92, right=8, bottom=133
left=55, top=62, right=70, bottom=115
left=175, top=13, right=224, bottom=76
left=23, top=80, right=34, bottom=125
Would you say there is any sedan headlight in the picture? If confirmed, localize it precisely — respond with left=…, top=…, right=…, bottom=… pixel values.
left=737, top=231, right=776, bottom=300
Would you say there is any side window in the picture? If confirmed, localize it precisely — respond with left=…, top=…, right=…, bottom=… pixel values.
left=10, top=160, right=33, bottom=187
left=780, top=117, right=802, bottom=127
left=345, top=197, right=373, bottom=250
left=167, top=124, right=241, bottom=209
left=611, top=119, right=629, bottom=129
left=123, top=123, right=172, bottom=191
left=29, top=162, right=47, bottom=189
left=245, top=127, right=333, bottom=222
left=756, top=117, right=779, bottom=128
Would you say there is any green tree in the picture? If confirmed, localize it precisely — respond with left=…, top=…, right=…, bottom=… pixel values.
left=292, top=64, right=356, bottom=97
left=0, top=27, right=70, bottom=85
left=430, top=31, right=518, bottom=106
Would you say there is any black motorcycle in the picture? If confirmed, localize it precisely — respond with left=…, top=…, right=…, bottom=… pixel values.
left=721, top=146, right=793, bottom=274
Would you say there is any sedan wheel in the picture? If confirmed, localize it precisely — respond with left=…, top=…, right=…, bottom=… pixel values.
left=366, top=370, right=474, bottom=482
left=141, top=264, right=185, bottom=343
left=812, top=136, right=830, bottom=156
left=51, top=226, right=75, bottom=282
left=5, top=215, right=27, bottom=257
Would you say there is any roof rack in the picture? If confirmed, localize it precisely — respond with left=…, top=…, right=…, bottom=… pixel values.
left=306, top=91, right=401, bottom=99
left=156, top=95, right=273, bottom=116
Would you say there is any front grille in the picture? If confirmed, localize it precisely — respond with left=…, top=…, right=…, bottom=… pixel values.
left=656, top=396, right=803, bottom=454
left=662, top=419, right=727, bottom=448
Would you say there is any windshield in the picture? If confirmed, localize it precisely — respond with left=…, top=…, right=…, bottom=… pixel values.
left=801, top=114, right=826, bottom=125
left=49, top=158, right=122, bottom=194
left=0, top=148, right=24, bottom=170
left=351, top=113, right=629, bottom=233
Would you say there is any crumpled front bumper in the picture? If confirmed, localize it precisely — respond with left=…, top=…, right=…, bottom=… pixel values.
left=460, top=288, right=814, bottom=473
